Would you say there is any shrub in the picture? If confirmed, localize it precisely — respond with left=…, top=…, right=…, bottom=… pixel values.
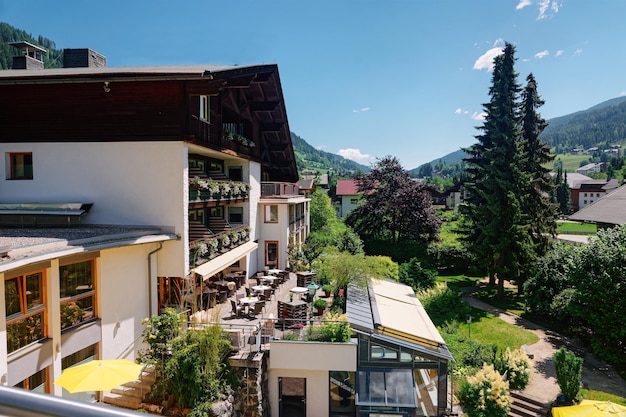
left=495, top=347, right=531, bottom=390
left=553, top=347, right=583, bottom=402
left=458, top=364, right=511, bottom=417
left=399, top=257, right=437, bottom=291
left=462, top=340, right=498, bottom=368
left=137, top=308, right=183, bottom=366
left=319, top=312, right=351, bottom=342
left=418, top=282, right=470, bottom=326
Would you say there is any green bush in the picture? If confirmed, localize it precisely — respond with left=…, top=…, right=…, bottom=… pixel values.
left=458, top=364, right=511, bottom=417
left=137, top=308, right=183, bottom=366
left=495, top=347, right=531, bottom=390
left=553, top=347, right=583, bottom=402
left=188, top=401, right=213, bottom=417
left=418, top=282, right=470, bottom=326
left=461, top=340, right=498, bottom=368
left=313, top=298, right=328, bottom=310
left=427, top=243, right=478, bottom=274
left=319, top=312, right=351, bottom=342
left=399, top=257, right=436, bottom=291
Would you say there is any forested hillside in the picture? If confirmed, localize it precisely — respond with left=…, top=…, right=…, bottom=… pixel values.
left=415, top=96, right=626, bottom=179
left=291, top=132, right=370, bottom=176
left=0, top=22, right=62, bottom=69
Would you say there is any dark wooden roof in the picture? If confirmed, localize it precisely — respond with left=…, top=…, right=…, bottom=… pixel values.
left=0, top=64, right=298, bottom=182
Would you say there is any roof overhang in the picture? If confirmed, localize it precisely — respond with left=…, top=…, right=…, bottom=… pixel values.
left=193, top=240, right=258, bottom=278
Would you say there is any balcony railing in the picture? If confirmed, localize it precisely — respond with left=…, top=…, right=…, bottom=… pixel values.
left=261, top=182, right=300, bottom=197
left=189, top=178, right=250, bottom=203
left=190, top=225, right=251, bottom=267
left=289, top=217, right=307, bottom=233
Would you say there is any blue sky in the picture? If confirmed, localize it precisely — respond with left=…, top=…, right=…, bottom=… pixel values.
left=2, top=0, right=626, bottom=170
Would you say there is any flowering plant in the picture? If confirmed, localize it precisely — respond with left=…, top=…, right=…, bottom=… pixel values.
left=220, top=182, right=232, bottom=196
left=495, top=347, right=531, bottom=390
left=458, top=364, right=510, bottom=417
left=137, top=308, right=183, bottom=365
left=208, top=238, right=219, bottom=253
left=221, top=233, right=231, bottom=248
left=230, top=230, right=240, bottom=243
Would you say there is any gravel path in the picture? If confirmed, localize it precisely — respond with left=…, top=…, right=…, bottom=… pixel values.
left=461, top=289, right=626, bottom=402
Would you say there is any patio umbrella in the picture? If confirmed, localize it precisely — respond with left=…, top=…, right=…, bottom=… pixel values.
left=54, top=359, right=144, bottom=393
left=552, top=400, right=626, bottom=417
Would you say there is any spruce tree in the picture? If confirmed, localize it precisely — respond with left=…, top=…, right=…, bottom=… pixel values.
left=518, top=73, right=557, bottom=291
left=462, top=42, right=533, bottom=298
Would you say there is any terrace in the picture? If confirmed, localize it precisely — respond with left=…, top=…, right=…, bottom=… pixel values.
left=184, top=270, right=347, bottom=351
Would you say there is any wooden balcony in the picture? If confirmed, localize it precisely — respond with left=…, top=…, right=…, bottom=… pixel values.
left=261, top=182, right=300, bottom=197
left=189, top=225, right=251, bottom=267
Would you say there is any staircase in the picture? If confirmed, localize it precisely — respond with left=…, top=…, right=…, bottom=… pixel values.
left=102, top=365, right=158, bottom=411
left=509, top=391, right=552, bottom=417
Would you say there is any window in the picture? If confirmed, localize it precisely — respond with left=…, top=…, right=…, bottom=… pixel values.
left=228, top=207, right=243, bottom=224
left=356, top=369, right=415, bottom=407
left=264, top=205, right=278, bottom=223
left=228, top=166, right=243, bottom=182
left=5, top=271, right=45, bottom=353
left=330, top=371, right=356, bottom=414
left=8, top=152, right=33, bottom=180
left=350, top=198, right=360, bottom=204
left=14, top=368, right=47, bottom=393
left=60, top=260, right=96, bottom=330
left=199, top=95, right=210, bottom=121
left=265, top=241, right=278, bottom=267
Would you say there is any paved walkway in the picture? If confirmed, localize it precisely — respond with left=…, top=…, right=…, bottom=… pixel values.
left=461, top=286, right=626, bottom=402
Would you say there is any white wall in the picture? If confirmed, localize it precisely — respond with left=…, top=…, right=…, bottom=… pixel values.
left=98, top=244, right=153, bottom=362
left=248, top=162, right=261, bottom=275
left=1, top=141, right=186, bottom=277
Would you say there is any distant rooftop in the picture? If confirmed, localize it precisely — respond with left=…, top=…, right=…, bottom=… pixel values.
left=336, top=179, right=359, bottom=195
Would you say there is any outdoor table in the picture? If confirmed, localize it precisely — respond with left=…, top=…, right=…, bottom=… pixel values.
left=239, top=296, right=259, bottom=314
left=268, top=268, right=283, bottom=275
left=290, top=286, right=309, bottom=300
left=213, top=280, right=228, bottom=287
left=261, top=276, right=278, bottom=285
left=252, top=285, right=271, bottom=292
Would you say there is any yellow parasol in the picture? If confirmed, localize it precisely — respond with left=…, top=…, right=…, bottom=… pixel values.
left=552, top=400, right=626, bottom=417
left=54, top=359, right=144, bottom=393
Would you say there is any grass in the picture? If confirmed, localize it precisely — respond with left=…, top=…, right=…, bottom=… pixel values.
left=474, top=286, right=526, bottom=316
left=551, top=154, right=590, bottom=172
left=460, top=307, right=539, bottom=351
left=556, top=221, right=597, bottom=235
left=579, top=389, right=626, bottom=406
left=437, top=274, right=481, bottom=291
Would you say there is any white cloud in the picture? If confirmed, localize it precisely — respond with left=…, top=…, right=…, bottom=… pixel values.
left=471, top=112, right=486, bottom=121
left=352, top=107, right=370, bottom=113
left=555, top=49, right=564, bottom=57
left=620, top=91, right=626, bottom=97
left=455, top=108, right=462, bottom=114
left=573, top=48, right=583, bottom=56
left=537, top=0, right=561, bottom=19
left=535, top=50, right=550, bottom=59
left=516, top=0, right=532, bottom=10
left=337, top=148, right=372, bottom=162
left=473, top=40, right=504, bottom=71
left=315, top=144, right=327, bottom=151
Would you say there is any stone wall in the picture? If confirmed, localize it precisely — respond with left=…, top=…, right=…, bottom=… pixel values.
left=228, top=351, right=268, bottom=417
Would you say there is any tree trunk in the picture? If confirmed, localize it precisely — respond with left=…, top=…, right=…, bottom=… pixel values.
left=488, top=271, right=496, bottom=286
left=497, top=274, right=505, bottom=299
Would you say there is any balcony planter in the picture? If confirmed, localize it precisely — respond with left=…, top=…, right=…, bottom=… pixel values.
left=322, top=284, right=333, bottom=298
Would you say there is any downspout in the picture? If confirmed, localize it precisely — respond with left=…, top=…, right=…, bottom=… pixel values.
left=147, top=242, right=164, bottom=317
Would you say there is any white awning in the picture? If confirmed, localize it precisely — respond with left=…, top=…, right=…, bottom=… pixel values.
left=193, top=240, right=258, bottom=278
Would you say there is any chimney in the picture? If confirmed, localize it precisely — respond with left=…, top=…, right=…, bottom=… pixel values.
left=8, top=41, right=47, bottom=70
left=63, top=48, right=107, bottom=68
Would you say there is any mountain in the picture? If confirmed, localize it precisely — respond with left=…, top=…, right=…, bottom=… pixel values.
left=291, top=131, right=370, bottom=176
left=415, top=95, right=626, bottom=173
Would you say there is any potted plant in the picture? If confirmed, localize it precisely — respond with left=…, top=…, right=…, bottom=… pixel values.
left=313, top=298, right=327, bottom=315
left=322, top=284, right=333, bottom=297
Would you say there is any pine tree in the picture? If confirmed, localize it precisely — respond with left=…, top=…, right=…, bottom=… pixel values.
left=462, top=42, right=533, bottom=298
left=518, top=73, right=558, bottom=291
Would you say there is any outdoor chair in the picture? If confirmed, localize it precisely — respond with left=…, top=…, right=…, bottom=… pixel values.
left=230, top=299, right=242, bottom=318
left=236, top=293, right=244, bottom=301
left=245, top=287, right=252, bottom=297
left=218, top=290, right=227, bottom=304
left=249, top=301, right=265, bottom=317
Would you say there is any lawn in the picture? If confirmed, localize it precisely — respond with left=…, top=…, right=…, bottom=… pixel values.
left=556, top=221, right=597, bottom=235
left=579, top=389, right=626, bottom=406
left=458, top=307, right=539, bottom=351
